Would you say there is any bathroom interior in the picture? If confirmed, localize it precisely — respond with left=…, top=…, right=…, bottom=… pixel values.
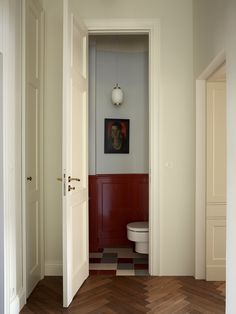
left=88, top=34, right=150, bottom=276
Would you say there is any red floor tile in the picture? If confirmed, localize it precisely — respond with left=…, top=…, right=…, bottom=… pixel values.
left=89, top=258, right=101, bottom=263
left=118, top=258, right=133, bottom=263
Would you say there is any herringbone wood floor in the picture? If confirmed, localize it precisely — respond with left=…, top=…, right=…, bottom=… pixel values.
left=21, top=276, right=225, bottom=313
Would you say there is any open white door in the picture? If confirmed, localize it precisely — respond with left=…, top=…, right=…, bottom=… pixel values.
left=63, top=0, right=89, bottom=307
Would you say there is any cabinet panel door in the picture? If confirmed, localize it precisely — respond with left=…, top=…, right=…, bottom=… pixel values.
left=206, top=219, right=226, bottom=281
left=206, top=81, right=226, bottom=281
left=207, top=82, right=226, bottom=203
left=25, top=0, right=43, bottom=297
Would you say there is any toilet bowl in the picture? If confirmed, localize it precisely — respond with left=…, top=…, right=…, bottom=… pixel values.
left=127, top=221, right=149, bottom=254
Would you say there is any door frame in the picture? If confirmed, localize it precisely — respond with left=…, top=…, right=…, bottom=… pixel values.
left=195, top=50, right=226, bottom=279
left=21, top=0, right=45, bottom=302
left=85, top=19, right=160, bottom=275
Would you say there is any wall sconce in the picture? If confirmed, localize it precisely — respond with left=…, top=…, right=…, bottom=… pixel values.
left=112, top=84, right=123, bottom=106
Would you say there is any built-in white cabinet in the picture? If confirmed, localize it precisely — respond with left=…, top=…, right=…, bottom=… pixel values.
left=25, top=0, right=44, bottom=296
left=206, top=82, right=226, bottom=281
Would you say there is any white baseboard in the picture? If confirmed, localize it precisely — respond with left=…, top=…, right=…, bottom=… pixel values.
left=45, top=261, right=62, bottom=276
left=10, top=288, right=26, bottom=314
left=19, top=289, right=26, bottom=312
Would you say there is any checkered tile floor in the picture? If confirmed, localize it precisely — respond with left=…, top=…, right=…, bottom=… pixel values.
left=89, top=247, right=149, bottom=276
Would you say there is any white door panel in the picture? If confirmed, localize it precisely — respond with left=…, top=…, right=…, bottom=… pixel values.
left=63, top=0, right=89, bottom=307
left=206, top=81, right=226, bottom=281
left=206, top=204, right=226, bottom=218
left=207, top=83, right=227, bottom=203
left=206, top=219, right=226, bottom=281
left=25, top=0, right=43, bottom=297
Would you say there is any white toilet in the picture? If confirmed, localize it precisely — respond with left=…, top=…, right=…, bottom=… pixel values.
left=127, top=221, right=149, bottom=254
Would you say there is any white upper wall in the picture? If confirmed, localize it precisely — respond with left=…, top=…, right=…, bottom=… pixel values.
left=193, top=0, right=226, bottom=77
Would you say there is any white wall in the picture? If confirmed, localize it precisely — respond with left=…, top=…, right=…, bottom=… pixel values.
left=193, top=0, right=226, bottom=77
left=225, top=2, right=236, bottom=313
left=0, top=51, right=4, bottom=314
left=89, top=36, right=149, bottom=174
left=42, top=0, right=63, bottom=275
left=193, top=0, right=236, bottom=312
left=43, top=0, right=194, bottom=276
left=0, top=5, right=4, bottom=310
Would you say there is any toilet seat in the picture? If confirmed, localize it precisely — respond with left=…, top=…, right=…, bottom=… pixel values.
left=127, top=221, right=148, bottom=232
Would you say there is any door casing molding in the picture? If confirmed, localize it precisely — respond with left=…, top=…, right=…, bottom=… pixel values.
left=85, top=18, right=161, bottom=275
left=195, top=50, right=226, bottom=279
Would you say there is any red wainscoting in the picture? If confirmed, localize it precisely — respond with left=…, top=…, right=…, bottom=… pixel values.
left=89, top=174, right=149, bottom=251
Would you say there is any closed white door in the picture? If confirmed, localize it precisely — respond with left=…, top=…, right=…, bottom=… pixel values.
left=25, top=0, right=43, bottom=296
left=206, top=81, right=226, bottom=281
left=62, top=0, right=89, bottom=307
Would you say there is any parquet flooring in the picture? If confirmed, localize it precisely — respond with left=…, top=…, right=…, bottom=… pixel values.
left=21, top=276, right=225, bottom=314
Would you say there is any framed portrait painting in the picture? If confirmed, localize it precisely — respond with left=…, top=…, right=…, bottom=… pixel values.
left=104, top=118, right=130, bottom=154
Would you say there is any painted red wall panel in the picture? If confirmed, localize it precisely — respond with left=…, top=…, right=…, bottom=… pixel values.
left=89, top=174, right=148, bottom=251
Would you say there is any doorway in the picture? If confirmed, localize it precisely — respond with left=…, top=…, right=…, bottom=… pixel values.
left=88, top=34, right=149, bottom=275
left=85, top=18, right=160, bottom=278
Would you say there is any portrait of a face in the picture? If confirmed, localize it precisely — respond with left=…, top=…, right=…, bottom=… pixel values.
left=104, top=119, right=130, bottom=154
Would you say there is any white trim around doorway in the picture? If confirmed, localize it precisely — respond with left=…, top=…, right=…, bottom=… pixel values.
left=85, top=19, right=161, bottom=276
left=195, top=50, right=226, bottom=279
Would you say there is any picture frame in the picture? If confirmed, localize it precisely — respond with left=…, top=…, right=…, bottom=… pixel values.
left=104, top=118, right=130, bottom=154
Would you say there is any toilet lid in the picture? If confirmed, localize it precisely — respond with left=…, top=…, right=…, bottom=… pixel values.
left=127, top=221, right=149, bottom=232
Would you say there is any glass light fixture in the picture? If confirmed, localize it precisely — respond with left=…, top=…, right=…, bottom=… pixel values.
left=112, top=83, right=123, bottom=106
